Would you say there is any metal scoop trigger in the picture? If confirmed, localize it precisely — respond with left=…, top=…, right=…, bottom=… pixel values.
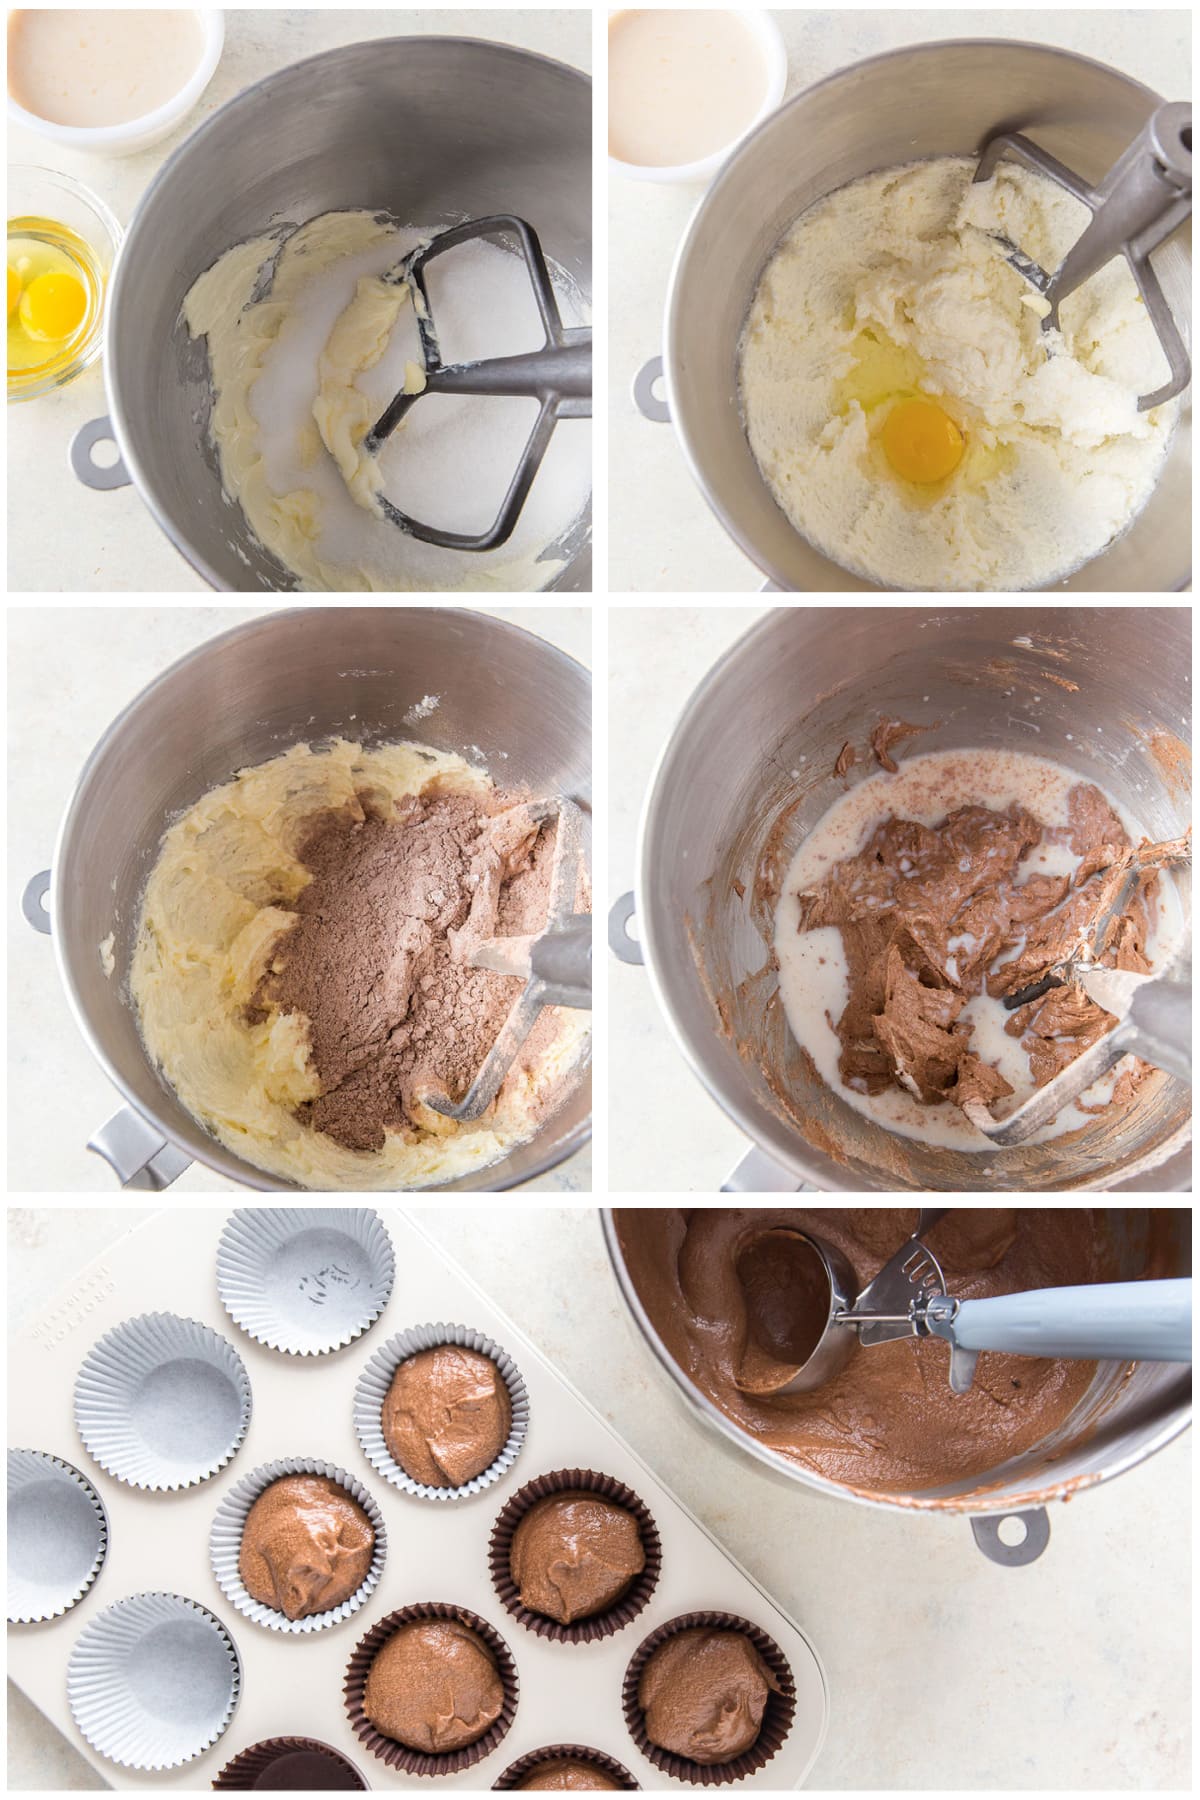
left=973, top=100, right=1192, bottom=409
left=366, top=215, right=593, bottom=551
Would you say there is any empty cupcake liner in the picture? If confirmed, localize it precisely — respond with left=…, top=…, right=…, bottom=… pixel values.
left=353, top=1322, right=529, bottom=1501
left=489, top=1468, right=662, bottom=1644
left=344, top=1601, right=519, bottom=1776
left=493, top=1743, right=640, bottom=1789
left=212, top=1734, right=368, bottom=1789
left=8, top=1448, right=109, bottom=1624
left=67, top=1590, right=242, bottom=1770
left=621, top=1611, right=797, bottom=1787
left=217, top=1208, right=395, bottom=1357
left=211, top=1456, right=387, bottom=1635
left=74, top=1311, right=252, bottom=1492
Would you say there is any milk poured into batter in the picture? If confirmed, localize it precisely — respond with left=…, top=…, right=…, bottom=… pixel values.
left=774, top=748, right=1186, bottom=1150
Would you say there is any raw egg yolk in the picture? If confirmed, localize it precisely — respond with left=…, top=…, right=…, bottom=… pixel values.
left=7, top=264, right=20, bottom=316
left=19, top=269, right=87, bottom=342
left=882, top=398, right=964, bottom=484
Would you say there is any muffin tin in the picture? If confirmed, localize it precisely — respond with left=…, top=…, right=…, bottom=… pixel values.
left=7, top=1209, right=829, bottom=1787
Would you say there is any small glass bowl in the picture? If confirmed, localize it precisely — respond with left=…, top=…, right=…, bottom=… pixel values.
left=7, top=165, right=123, bottom=402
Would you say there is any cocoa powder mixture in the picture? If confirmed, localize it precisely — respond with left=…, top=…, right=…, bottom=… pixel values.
left=254, top=786, right=560, bottom=1152
left=795, top=780, right=1184, bottom=1117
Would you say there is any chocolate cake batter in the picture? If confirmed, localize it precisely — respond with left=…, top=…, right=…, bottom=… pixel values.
left=794, top=781, right=1182, bottom=1120
left=238, top=1475, right=374, bottom=1620
left=255, top=790, right=557, bottom=1152
left=615, top=1209, right=1167, bottom=1495
left=363, top=1618, right=504, bottom=1752
left=637, top=1628, right=779, bottom=1765
left=382, top=1345, right=511, bottom=1488
left=516, top=1761, right=622, bottom=1791
left=509, top=1493, right=645, bottom=1624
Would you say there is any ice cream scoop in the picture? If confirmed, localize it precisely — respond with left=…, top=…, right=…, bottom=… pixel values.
left=740, top=1214, right=1191, bottom=1396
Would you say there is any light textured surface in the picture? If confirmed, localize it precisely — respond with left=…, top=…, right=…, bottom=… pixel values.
left=7, top=1205, right=1192, bottom=1790
left=609, top=607, right=767, bottom=1190
left=7, top=8, right=590, bottom=593
left=609, top=8, right=1191, bottom=592
left=7, top=606, right=590, bottom=1193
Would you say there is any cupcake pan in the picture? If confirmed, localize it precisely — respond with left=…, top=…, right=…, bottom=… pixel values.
left=354, top=1320, right=530, bottom=1501
left=7, top=1209, right=828, bottom=1788
left=217, top=1208, right=395, bottom=1356
left=8, top=1449, right=108, bottom=1624
left=211, top=1456, right=388, bottom=1634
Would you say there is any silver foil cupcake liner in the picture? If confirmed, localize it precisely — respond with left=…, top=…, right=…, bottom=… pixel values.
left=8, top=1448, right=108, bottom=1624
left=67, top=1590, right=242, bottom=1770
left=489, top=1468, right=662, bottom=1644
left=353, top=1322, right=529, bottom=1501
left=343, top=1601, right=519, bottom=1776
left=74, top=1311, right=252, bottom=1491
left=211, top=1456, right=387, bottom=1634
left=217, top=1208, right=395, bottom=1356
left=212, top=1734, right=369, bottom=1788
left=494, top=1743, right=640, bottom=1788
left=622, top=1611, right=796, bottom=1787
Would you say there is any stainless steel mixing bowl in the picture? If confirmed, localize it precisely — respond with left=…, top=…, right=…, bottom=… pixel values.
left=621, top=606, right=1191, bottom=1192
left=601, top=1208, right=1192, bottom=1536
left=30, top=608, right=591, bottom=1191
left=72, top=38, right=592, bottom=591
left=656, top=41, right=1191, bottom=592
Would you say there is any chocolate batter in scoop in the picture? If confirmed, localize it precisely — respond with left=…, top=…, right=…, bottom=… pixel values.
left=637, top=1628, right=780, bottom=1765
left=254, top=787, right=558, bottom=1153
left=615, top=1208, right=1169, bottom=1497
left=795, top=781, right=1179, bottom=1119
left=239, top=1474, right=374, bottom=1620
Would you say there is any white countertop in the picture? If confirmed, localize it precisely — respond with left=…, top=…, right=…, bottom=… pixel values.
left=608, top=7, right=1191, bottom=592
left=7, top=8, right=590, bottom=593
left=7, top=604, right=591, bottom=1193
left=7, top=1205, right=1192, bottom=1790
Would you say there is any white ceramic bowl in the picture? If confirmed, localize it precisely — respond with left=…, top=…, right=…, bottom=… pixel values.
left=609, top=7, right=787, bottom=185
left=6, top=8, right=224, bottom=156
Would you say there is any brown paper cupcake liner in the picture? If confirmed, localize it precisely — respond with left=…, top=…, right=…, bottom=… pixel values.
left=344, top=1601, right=518, bottom=1777
left=493, top=1743, right=639, bottom=1789
left=212, top=1734, right=368, bottom=1788
left=621, top=1611, right=796, bottom=1787
left=489, top=1468, right=661, bottom=1644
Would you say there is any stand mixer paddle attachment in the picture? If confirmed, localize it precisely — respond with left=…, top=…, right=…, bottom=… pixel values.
left=419, top=795, right=591, bottom=1124
left=743, top=1213, right=1192, bottom=1397
left=367, top=216, right=592, bottom=548
left=973, top=100, right=1191, bottom=408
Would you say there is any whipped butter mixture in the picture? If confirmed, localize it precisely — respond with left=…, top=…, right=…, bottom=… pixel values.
left=774, top=747, right=1185, bottom=1151
left=739, top=158, right=1176, bottom=590
left=130, top=739, right=588, bottom=1190
left=183, top=211, right=590, bottom=591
